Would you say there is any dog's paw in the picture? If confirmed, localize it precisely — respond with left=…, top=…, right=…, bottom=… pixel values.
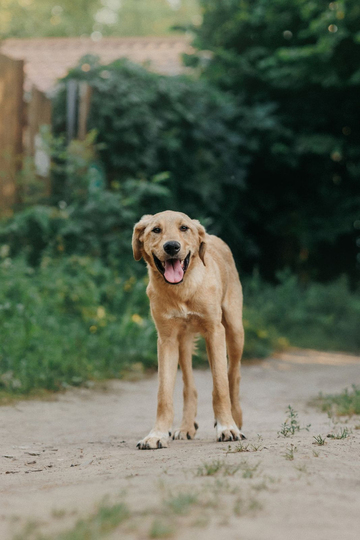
left=215, top=421, right=246, bottom=442
left=136, top=430, right=170, bottom=450
left=173, top=422, right=199, bottom=440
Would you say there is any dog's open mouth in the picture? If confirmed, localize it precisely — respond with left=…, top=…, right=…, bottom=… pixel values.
left=153, top=253, right=190, bottom=284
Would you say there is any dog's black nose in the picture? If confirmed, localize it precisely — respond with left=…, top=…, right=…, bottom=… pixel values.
left=163, top=241, right=181, bottom=256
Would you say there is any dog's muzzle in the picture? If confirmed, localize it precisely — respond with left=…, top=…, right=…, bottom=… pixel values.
left=153, top=252, right=190, bottom=285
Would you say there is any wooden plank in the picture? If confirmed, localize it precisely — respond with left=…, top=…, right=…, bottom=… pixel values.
left=27, top=86, right=52, bottom=155
left=0, top=53, right=24, bottom=215
left=78, top=82, right=92, bottom=141
left=25, top=86, right=52, bottom=198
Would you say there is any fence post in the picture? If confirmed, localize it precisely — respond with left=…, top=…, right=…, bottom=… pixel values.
left=78, top=82, right=92, bottom=141
left=0, top=53, right=24, bottom=215
left=27, top=86, right=52, bottom=154
left=66, top=80, right=77, bottom=143
left=26, top=86, right=52, bottom=197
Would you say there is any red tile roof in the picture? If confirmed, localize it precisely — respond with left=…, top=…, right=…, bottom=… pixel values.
left=0, top=36, right=192, bottom=94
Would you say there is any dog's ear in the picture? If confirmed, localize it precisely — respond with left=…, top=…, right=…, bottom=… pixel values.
left=192, top=219, right=206, bottom=266
left=132, top=215, right=153, bottom=261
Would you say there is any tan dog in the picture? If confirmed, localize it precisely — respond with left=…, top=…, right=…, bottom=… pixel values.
left=132, top=210, right=245, bottom=449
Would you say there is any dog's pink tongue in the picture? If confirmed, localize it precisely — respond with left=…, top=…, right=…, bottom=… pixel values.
left=164, top=259, right=184, bottom=283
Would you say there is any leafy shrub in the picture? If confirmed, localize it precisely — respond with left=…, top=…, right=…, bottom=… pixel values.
left=0, top=254, right=283, bottom=396
left=188, top=0, right=360, bottom=282
left=0, top=255, right=157, bottom=395
left=52, top=57, right=272, bottom=269
left=0, top=138, right=170, bottom=271
left=0, top=254, right=358, bottom=397
left=243, top=271, right=360, bottom=353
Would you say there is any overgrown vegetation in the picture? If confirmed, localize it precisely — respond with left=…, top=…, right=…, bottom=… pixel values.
left=244, top=273, right=360, bottom=354
left=0, top=255, right=158, bottom=397
left=2, top=244, right=359, bottom=398
left=314, top=386, right=360, bottom=416
left=1, top=2, right=360, bottom=400
left=52, top=56, right=253, bottom=258
left=189, top=0, right=360, bottom=282
left=1, top=217, right=359, bottom=398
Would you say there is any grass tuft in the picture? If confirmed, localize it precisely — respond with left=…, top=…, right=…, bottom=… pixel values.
left=196, top=459, right=259, bottom=478
left=327, top=427, right=351, bottom=440
left=36, top=501, right=129, bottom=540
left=313, top=386, right=360, bottom=417
left=226, top=435, right=263, bottom=453
left=166, top=492, right=198, bottom=515
left=284, top=444, right=297, bottom=460
left=149, top=519, right=174, bottom=539
left=278, top=406, right=311, bottom=437
left=313, top=435, right=326, bottom=446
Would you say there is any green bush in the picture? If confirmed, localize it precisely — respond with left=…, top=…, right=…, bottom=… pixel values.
left=1, top=138, right=170, bottom=270
left=0, top=255, right=157, bottom=395
left=0, top=254, right=358, bottom=397
left=52, top=57, right=269, bottom=265
left=188, top=0, right=360, bottom=282
left=0, top=254, right=283, bottom=396
left=243, top=271, right=360, bottom=353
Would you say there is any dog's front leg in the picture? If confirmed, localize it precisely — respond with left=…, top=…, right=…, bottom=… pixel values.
left=137, top=335, right=179, bottom=449
left=206, top=324, right=245, bottom=442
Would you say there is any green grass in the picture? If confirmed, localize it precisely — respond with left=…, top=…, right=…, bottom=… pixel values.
left=0, top=255, right=284, bottom=400
left=327, top=427, right=351, bottom=439
left=278, top=406, right=311, bottom=437
left=149, top=519, right=174, bottom=539
left=196, top=459, right=259, bottom=479
left=0, top=253, right=359, bottom=401
left=225, top=435, right=263, bottom=454
left=22, top=502, right=129, bottom=540
left=243, top=272, right=360, bottom=355
left=0, top=255, right=158, bottom=398
left=196, top=459, right=224, bottom=477
left=313, top=435, right=326, bottom=446
left=284, top=444, right=297, bottom=460
left=14, top=477, right=265, bottom=539
left=313, top=386, right=360, bottom=416
left=165, top=492, right=198, bottom=515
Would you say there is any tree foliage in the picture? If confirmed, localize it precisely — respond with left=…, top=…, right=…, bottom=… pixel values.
left=52, top=57, right=268, bottom=259
left=189, top=0, right=360, bottom=281
left=0, top=0, right=199, bottom=39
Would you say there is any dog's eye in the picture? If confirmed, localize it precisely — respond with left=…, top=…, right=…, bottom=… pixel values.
left=180, top=225, right=189, bottom=232
left=152, top=227, right=161, bottom=234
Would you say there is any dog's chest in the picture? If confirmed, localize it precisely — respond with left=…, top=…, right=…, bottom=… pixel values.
left=165, top=304, right=202, bottom=322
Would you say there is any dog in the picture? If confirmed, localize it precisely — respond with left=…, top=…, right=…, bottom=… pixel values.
left=132, top=210, right=245, bottom=449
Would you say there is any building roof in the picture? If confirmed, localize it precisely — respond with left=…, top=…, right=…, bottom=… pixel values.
left=0, top=36, right=192, bottom=94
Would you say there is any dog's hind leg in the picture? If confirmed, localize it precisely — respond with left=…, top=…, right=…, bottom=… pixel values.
left=222, top=300, right=245, bottom=430
left=173, top=333, right=199, bottom=440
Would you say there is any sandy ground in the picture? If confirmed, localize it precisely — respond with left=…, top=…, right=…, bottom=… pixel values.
left=1, top=349, right=360, bottom=540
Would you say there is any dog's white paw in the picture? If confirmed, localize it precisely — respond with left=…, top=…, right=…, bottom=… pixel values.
left=173, top=422, right=198, bottom=440
left=215, top=421, right=246, bottom=442
left=136, top=430, right=170, bottom=450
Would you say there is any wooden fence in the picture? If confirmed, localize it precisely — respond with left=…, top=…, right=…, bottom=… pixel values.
left=0, top=53, right=24, bottom=215
left=0, top=53, right=53, bottom=215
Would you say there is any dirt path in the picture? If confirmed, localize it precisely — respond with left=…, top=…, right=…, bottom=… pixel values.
left=1, top=350, right=360, bottom=540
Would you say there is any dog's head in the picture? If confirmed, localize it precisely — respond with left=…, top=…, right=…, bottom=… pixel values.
left=132, top=211, right=206, bottom=285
